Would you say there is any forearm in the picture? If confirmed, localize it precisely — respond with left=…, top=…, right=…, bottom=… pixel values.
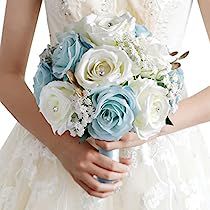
left=198, top=0, right=210, bottom=40
left=0, top=73, right=73, bottom=154
left=161, top=86, right=210, bottom=135
left=0, top=0, right=79, bottom=157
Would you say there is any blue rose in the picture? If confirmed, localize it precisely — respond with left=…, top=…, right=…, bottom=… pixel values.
left=33, top=61, right=55, bottom=104
left=52, top=32, right=92, bottom=79
left=135, top=24, right=151, bottom=37
left=88, top=86, right=136, bottom=141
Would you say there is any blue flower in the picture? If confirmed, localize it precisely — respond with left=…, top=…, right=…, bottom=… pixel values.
left=88, top=86, right=136, bottom=141
left=33, top=61, right=55, bottom=104
left=135, top=24, right=151, bottom=37
left=168, top=68, right=184, bottom=109
left=168, top=68, right=184, bottom=92
left=169, top=68, right=184, bottom=83
left=52, top=32, right=92, bottom=79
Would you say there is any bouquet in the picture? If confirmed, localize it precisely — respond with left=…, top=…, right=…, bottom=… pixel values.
left=33, top=12, right=188, bottom=182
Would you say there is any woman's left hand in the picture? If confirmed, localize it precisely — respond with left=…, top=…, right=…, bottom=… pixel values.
left=95, top=132, right=148, bottom=151
left=95, top=132, right=162, bottom=151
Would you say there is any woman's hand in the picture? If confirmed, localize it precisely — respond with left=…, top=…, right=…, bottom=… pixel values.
left=53, top=132, right=131, bottom=198
left=95, top=132, right=154, bottom=151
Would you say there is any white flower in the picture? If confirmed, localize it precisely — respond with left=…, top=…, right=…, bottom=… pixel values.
left=39, top=81, right=95, bottom=138
left=133, top=37, right=173, bottom=77
left=39, top=81, right=76, bottom=135
left=66, top=94, right=95, bottom=137
left=129, top=78, right=170, bottom=139
left=75, top=45, right=133, bottom=90
left=67, top=12, right=136, bottom=46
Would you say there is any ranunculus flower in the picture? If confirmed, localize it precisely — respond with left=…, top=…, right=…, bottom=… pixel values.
left=88, top=86, right=136, bottom=141
left=75, top=45, right=133, bottom=90
left=39, top=81, right=76, bottom=135
left=129, top=78, right=170, bottom=139
left=68, top=12, right=136, bottom=46
left=52, top=32, right=91, bottom=79
left=33, top=61, right=55, bottom=104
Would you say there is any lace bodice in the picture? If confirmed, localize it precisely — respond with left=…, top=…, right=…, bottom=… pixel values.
left=44, top=0, right=192, bottom=50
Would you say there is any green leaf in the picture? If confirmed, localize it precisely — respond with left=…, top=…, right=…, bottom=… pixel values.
left=166, top=116, right=174, bottom=126
left=122, top=81, right=129, bottom=86
left=79, top=130, right=91, bottom=144
left=134, top=74, right=141, bottom=80
left=157, top=82, right=167, bottom=89
left=156, top=75, right=164, bottom=81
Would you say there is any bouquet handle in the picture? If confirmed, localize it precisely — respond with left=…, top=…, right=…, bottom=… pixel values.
left=97, top=147, right=120, bottom=183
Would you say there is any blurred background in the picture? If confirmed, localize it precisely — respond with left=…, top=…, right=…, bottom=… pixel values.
left=0, top=0, right=209, bottom=148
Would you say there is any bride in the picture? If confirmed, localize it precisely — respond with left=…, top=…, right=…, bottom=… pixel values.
left=0, top=0, right=210, bottom=209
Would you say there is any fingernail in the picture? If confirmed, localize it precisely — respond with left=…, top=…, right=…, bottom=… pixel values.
left=116, top=181, right=123, bottom=187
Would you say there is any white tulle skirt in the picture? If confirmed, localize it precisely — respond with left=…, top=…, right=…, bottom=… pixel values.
left=1, top=122, right=210, bottom=210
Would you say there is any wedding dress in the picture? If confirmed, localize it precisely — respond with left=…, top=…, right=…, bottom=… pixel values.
left=1, top=0, right=210, bottom=209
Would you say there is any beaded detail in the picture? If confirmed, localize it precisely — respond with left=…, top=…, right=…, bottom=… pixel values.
left=56, top=0, right=192, bottom=50
left=58, top=0, right=117, bottom=21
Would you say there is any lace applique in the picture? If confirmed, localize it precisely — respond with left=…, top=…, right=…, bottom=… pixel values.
left=28, top=179, right=58, bottom=201
left=0, top=186, right=15, bottom=210
left=140, top=0, right=191, bottom=49
left=59, top=0, right=87, bottom=20
left=0, top=124, right=59, bottom=209
left=81, top=191, right=103, bottom=210
left=140, top=0, right=161, bottom=32
left=96, top=0, right=117, bottom=15
left=11, top=130, right=56, bottom=183
left=58, top=0, right=117, bottom=21
left=141, top=183, right=169, bottom=209
left=1, top=127, right=57, bottom=178
left=149, top=137, right=178, bottom=166
left=180, top=179, right=202, bottom=210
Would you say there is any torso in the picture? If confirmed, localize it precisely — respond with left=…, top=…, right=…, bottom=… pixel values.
left=44, top=0, right=193, bottom=50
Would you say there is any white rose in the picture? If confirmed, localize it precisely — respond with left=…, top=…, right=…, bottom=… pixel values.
left=134, top=37, right=173, bottom=77
left=68, top=12, right=136, bottom=46
left=129, top=78, right=170, bottom=139
left=75, top=45, right=133, bottom=90
left=39, top=81, right=75, bottom=135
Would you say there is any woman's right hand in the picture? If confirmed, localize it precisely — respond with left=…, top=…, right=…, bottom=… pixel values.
left=0, top=0, right=126, bottom=200
left=53, top=132, right=131, bottom=198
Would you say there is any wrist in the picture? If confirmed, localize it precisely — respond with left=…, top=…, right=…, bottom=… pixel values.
left=47, top=131, right=79, bottom=158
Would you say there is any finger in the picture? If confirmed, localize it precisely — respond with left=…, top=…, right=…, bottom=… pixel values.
left=82, top=173, right=123, bottom=193
left=95, top=132, right=145, bottom=151
left=120, top=139, right=146, bottom=149
left=95, top=140, right=122, bottom=151
left=95, top=138, right=145, bottom=151
left=120, top=132, right=146, bottom=147
left=94, top=153, right=130, bottom=173
left=120, top=157, right=132, bottom=166
left=89, top=163, right=128, bottom=181
left=76, top=179, right=114, bottom=198
left=120, top=132, right=139, bottom=141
